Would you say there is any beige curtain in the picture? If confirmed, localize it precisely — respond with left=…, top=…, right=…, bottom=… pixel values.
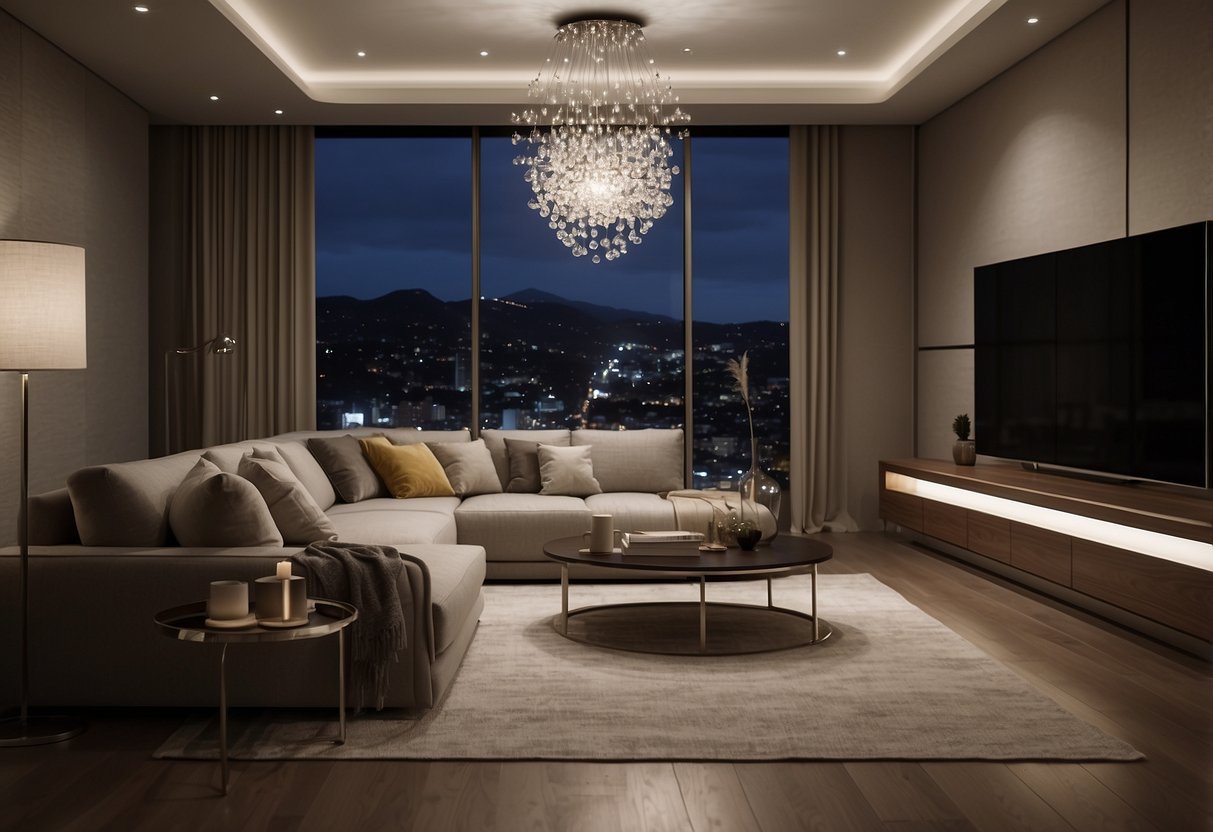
left=151, top=126, right=316, bottom=455
left=789, top=126, right=857, bottom=533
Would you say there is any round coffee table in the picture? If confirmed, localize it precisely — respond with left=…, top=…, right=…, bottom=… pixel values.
left=543, top=535, right=833, bottom=655
left=154, top=598, right=357, bottom=794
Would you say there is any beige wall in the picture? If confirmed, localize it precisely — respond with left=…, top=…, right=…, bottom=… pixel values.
left=914, top=0, right=1212, bottom=460
left=0, top=11, right=149, bottom=545
left=839, top=126, right=915, bottom=529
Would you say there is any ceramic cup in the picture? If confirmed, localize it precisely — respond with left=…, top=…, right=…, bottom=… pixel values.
left=583, top=513, right=623, bottom=553
left=207, top=580, right=248, bottom=620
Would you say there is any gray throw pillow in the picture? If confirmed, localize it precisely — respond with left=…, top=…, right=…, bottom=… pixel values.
left=427, top=438, right=502, bottom=497
left=307, top=434, right=387, bottom=502
left=504, top=437, right=544, bottom=493
left=537, top=444, right=603, bottom=497
left=238, top=450, right=339, bottom=544
left=168, top=457, right=283, bottom=547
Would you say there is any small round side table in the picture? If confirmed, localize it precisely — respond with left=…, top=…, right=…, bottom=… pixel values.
left=153, top=598, right=357, bottom=795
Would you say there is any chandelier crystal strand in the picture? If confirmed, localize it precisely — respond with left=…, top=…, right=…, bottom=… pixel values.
left=512, top=19, right=689, bottom=263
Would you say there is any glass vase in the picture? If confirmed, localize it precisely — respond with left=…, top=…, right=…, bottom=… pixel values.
left=738, top=439, right=781, bottom=543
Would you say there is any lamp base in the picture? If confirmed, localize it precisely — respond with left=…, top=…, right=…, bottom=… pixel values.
left=0, top=714, right=85, bottom=747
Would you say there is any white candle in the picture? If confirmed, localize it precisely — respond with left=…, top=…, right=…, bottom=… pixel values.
left=276, top=560, right=291, bottom=579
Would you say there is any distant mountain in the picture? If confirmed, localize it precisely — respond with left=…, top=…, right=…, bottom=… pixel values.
left=503, top=288, right=677, bottom=324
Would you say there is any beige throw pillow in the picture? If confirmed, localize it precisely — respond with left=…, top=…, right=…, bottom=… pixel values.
left=168, top=458, right=282, bottom=547
left=238, top=450, right=338, bottom=544
left=537, top=444, right=602, bottom=497
left=427, top=439, right=502, bottom=497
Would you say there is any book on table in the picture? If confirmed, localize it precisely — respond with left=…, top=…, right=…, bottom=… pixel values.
left=621, top=530, right=705, bottom=555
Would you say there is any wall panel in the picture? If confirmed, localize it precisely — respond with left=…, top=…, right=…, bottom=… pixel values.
left=0, top=11, right=148, bottom=543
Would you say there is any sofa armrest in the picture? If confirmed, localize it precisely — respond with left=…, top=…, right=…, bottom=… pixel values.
left=29, top=489, right=80, bottom=545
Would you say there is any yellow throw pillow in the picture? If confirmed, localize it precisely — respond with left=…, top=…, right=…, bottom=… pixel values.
left=359, top=436, right=455, bottom=499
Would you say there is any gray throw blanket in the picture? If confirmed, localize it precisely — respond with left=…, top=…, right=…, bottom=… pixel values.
left=292, top=542, right=407, bottom=711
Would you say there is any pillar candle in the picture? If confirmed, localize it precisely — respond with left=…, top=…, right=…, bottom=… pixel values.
left=276, top=560, right=292, bottom=579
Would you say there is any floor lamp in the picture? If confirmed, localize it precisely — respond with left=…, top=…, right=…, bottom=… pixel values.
left=0, top=240, right=87, bottom=746
left=163, top=335, right=237, bottom=456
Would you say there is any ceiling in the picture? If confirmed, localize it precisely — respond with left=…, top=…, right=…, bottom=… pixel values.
left=0, top=0, right=1110, bottom=125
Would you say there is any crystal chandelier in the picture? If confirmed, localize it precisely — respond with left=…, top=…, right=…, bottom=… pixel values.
left=512, top=17, right=689, bottom=263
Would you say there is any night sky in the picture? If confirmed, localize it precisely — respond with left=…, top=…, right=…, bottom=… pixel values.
left=316, top=135, right=789, bottom=324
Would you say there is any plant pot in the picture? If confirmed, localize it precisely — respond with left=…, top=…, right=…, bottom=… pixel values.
left=952, top=439, right=976, bottom=466
left=735, top=528, right=761, bottom=551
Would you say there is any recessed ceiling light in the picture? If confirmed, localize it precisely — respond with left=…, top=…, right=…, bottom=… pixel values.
left=133, top=5, right=149, bottom=12
left=1027, top=17, right=1039, bottom=24
left=209, top=95, right=219, bottom=101
left=479, top=50, right=489, bottom=57
left=837, top=49, right=847, bottom=56
left=356, top=50, right=367, bottom=58
left=682, top=47, right=692, bottom=53
left=274, top=109, right=284, bottom=115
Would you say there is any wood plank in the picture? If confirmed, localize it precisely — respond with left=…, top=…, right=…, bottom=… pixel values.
left=672, top=763, right=762, bottom=832
left=967, top=510, right=1011, bottom=563
left=1072, top=539, right=1213, bottom=641
left=922, top=763, right=1073, bottom=832
left=844, top=762, right=966, bottom=822
left=1010, top=522, right=1072, bottom=586
left=1007, top=763, right=1160, bottom=832
left=924, top=500, right=967, bottom=547
left=736, top=763, right=884, bottom=831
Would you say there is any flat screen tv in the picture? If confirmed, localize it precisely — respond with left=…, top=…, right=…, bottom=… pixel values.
left=974, top=220, right=1211, bottom=489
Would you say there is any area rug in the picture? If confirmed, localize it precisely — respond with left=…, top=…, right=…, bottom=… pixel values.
left=155, top=574, right=1141, bottom=761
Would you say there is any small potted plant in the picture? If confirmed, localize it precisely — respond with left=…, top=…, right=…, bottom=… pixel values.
left=729, top=516, right=762, bottom=551
left=952, top=413, right=976, bottom=466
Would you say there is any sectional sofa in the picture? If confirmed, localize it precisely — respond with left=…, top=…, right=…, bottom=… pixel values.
left=0, top=427, right=771, bottom=710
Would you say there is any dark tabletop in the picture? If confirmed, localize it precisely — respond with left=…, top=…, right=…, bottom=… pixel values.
left=543, top=534, right=833, bottom=573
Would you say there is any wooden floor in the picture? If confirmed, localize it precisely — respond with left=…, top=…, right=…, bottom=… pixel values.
left=1, top=532, right=1209, bottom=831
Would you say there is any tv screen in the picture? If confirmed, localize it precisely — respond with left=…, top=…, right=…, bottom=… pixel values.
left=974, top=221, right=1210, bottom=488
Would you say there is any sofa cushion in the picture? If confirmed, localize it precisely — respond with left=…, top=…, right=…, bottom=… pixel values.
left=307, top=434, right=387, bottom=502
left=537, top=444, right=602, bottom=497
left=360, top=437, right=456, bottom=499
left=427, top=438, right=501, bottom=497
left=326, top=498, right=459, bottom=545
left=401, top=544, right=486, bottom=656
left=481, top=429, right=570, bottom=490
left=455, top=493, right=591, bottom=562
left=168, top=458, right=283, bottom=547
left=584, top=492, right=680, bottom=532
left=570, top=429, right=684, bottom=493
left=237, top=450, right=338, bottom=545
left=380, top=428, right=472, bottom=446
left=67, top=453, right=199, bottom=546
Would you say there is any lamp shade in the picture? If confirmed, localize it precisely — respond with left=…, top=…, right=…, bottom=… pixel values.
left=0, top=241, right=87, bottom=370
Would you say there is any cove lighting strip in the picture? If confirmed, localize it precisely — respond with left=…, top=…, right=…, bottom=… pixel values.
left=885, top=472, right=1213, bottom=572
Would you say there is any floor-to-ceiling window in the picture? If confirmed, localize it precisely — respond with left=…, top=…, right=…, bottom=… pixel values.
left=315, top=134, right=473, bottom=430
left=691, top=136, right=790, bottom=488
left=479, top=135, right=685, bottom=431
left=315, top=129, right=788, bottom=488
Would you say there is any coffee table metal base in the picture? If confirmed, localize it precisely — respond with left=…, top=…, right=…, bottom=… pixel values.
left=556, top=565, right=832, bottom=656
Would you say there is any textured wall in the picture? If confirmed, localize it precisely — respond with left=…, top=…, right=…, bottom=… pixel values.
left=838, top=126, right=915, bottom=529
left=0, top=11, right=148, bottom=545
left=914, top=0, right=1212, bottom=461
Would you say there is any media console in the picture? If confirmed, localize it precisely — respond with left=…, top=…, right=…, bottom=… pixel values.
left=879, top=459, right=1213, bottom=654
